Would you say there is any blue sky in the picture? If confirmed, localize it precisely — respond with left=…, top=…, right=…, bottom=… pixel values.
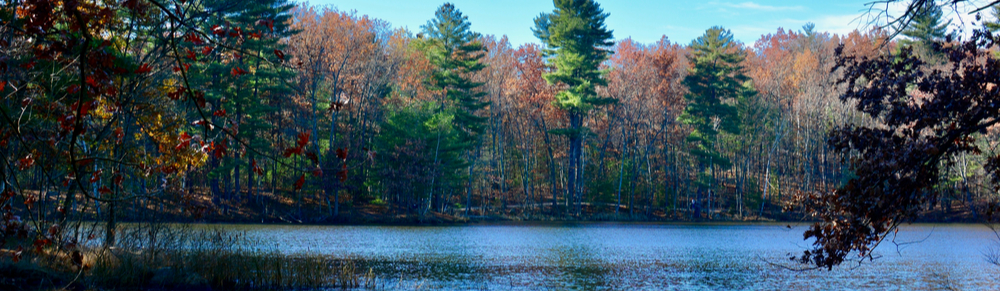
left=304, top=0, right=984, bottom=46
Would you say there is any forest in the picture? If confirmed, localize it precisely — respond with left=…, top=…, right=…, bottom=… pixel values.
left=5, top=0, right=1000, bottom=289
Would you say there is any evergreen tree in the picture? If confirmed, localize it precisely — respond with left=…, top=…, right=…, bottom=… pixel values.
left=985, top=5, right=1000, bottom=32
left=190, top=0, right=297, bottom=207
left=900, top=1, right=951, bottom=60
left=680, top=26, right=755, bottom=218
left=419, top=3, right=488, bottom=213
left=422, top=3, right=489, bottom=152
left=533, top=0, right=615, bottom=216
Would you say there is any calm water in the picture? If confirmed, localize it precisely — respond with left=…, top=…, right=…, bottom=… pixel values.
left=216, top=223, right=999, bottom=290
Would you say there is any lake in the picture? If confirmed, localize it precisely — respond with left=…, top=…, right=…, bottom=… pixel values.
left=215, top=223, right=1000, bottom=290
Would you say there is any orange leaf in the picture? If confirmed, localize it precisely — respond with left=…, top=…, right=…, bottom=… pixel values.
left=24, top=196, right=36, bottom=209
left=175, top=132, right=191, bottom=151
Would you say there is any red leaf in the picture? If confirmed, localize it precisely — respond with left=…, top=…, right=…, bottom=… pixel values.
left=231, top=66, right=248, bottom=76
left=294, top=174, right=305, bottom=191
left=184, top=32, right=204, bottom=45
left=113, top=174, right=123, bottom=186
left=211, top=25, right=225, bottom=36
left=67, top=84, right=80, bottom=94
left=17, top=154, right=34, bottom=170
left=273, top=49, right=285, bottom=60
left=297, top=131, right=311, bottom=148
left=135, top=63, right=152, bottom=74
left=168, top=87, right=185, bottom=100
left=192, top=90, right=206, bottom=108
left=172, top=63, right=190, bottom=73
left=201, top=46, right=213, bottom=56
left=257, top=19, right=274, bottom=32
left=213, top=140, right=227, bottom=159
left=252, top=159, right=264, bottom=175
left=20, top=61, right=35, bottom=69
left=11, top=247, right=22, bottom=263
left=98, top=186, right=112, bottom=195
left=305, top=151, right=318, bottom=163
left=90, top=169, right=103, bottom=183
left=336, top=148, right=347, bottom=160
left=0, top=80, right=7, bottom=90
left=74, top=158, right=94, bottom=166
left=175, top=132, right=191, bottom=151
left=213, top=109, right=226, bottom=117
left=311, top=167, right=323, bottom=177
left=185, top=49, right=196, bottom=60
left=337, top=169, right=347, bottom=182
left=71, top=100, right=94, bottom=116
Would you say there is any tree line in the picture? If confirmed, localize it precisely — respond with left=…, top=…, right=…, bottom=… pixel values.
left=4, top=0, right=1000, bottom=268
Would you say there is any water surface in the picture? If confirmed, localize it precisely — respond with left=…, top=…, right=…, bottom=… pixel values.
left=218, top=223, right=1000, bottom=290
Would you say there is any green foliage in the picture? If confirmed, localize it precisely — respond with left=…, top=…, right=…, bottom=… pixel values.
left=680, top=27, right=754, bottom=169
left=987, top=5, right=1000, bottom=33
left=192, top=0, right=297, bottom=179
left=533, top=0, right=616, bottom=116
left=421, top=3, right=489, bottom=151
left=899, top=1, right=951, bottom=60
left=373, top=102, right=465, bottom=208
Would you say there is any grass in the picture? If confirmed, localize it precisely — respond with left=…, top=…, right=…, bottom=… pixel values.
left=1, top=223, right=374, bottom=290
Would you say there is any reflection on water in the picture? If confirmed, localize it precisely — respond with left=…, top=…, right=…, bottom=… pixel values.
left=207, top=223, right=1000, bottom=290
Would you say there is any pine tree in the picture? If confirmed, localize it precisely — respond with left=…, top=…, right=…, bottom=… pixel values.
left=680, top=26, right=755, bottom=219
left=984, top=5, right=1000, bottom=33
left=419, top=3, right=488, bottom=213
left=190, top=0, right=297, bottom=208
left=900, top=1, right=951, bottom=60
left=533, top=0, right=615, bottom=216
left=422, top=3, right=489, bottom=152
